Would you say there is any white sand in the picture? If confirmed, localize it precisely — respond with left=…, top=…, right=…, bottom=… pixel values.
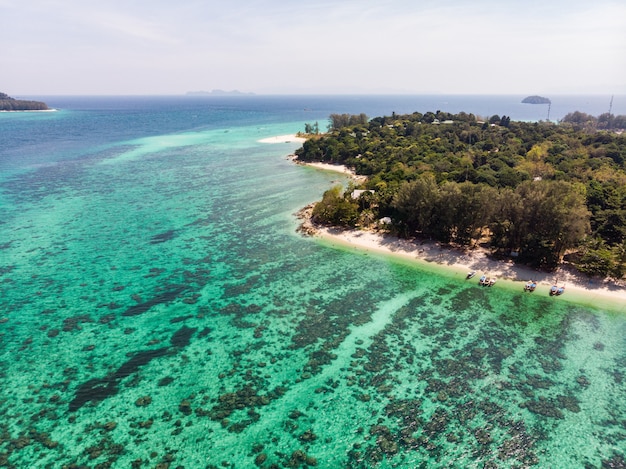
left=297, top=161, right=368, bottom=183
left=258, top=134, right=306, bottom=144
left=302, top=162, right=356, bottom=175
left=311, top=226, right=626, bottom=313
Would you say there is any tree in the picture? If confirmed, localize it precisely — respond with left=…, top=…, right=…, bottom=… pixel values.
left=391, top=175, right=439, bottom=235
left=312, top=186, right=359, bottom=227
left=329, top=113, right=368, bottom=130
left=576, top=239, right=615, bottom=277
left=511, top=181, right=590, bottom=268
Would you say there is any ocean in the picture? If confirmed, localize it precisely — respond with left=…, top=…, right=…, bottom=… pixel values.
left=1, top=95, right=625, bottom=468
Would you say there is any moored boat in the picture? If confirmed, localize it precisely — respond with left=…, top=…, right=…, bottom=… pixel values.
left=467, top=271, right=476, bottom=279
left=524, top=280, right=537, bottom=292
left=479, top=275, right=487, bottom=286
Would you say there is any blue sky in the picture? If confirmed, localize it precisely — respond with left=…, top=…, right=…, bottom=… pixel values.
left=2, top=0, right=625, bottom=95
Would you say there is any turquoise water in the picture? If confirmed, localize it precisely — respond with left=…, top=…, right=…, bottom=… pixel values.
left=1, top=97, right=625, bottom=468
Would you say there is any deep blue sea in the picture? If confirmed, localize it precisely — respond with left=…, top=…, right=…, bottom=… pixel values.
left=1, top=95, right=625, bottom=468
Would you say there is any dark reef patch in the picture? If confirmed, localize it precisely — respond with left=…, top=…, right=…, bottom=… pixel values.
left=150, top=230, right=176, bottom=244
left=122, top=286, right=187, bottom=317
left=70, top=325, right=195, bottom=411
left=69, top=347, right=168, bottom=412
left=170, top=325, right=197, bottom=348
left=170, top=314, right=194, bottom=324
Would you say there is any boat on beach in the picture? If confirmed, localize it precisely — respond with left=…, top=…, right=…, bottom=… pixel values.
left=549, top=284, right=565, bottom=296
left=467, top=271, right=476, bottom=279
left=524, top=280, right=537, bottom=292
left=479, top=275, right=496, bottom=287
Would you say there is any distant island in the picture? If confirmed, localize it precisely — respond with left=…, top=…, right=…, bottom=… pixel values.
left=522, top=95, right=551, bottom=104
left=0, top=92, right=49, bottom=111
left=186, top=90, right=255, bottom=96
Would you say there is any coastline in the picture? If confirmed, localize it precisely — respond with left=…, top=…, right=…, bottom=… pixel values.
left=0, top=109, right=56, bottom=113
left=258, top=134, right=306, bottom=144
left=292, top=159, right=369, bottom=184
left=298, top=161, right=367, bottom=182
left=287, top=151, right=626, bottom=313
left=311, top=225, right=626, bottom=313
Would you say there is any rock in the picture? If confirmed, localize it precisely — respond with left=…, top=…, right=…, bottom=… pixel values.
left=179, top=399, right=192, bottom=415
left=103, top=421, right=117, bottom=431
left=299, top=429, right=317, bottom=442
left=135, top=396, right=152, bottom=407
left=254, top=453, right=267, bottom=466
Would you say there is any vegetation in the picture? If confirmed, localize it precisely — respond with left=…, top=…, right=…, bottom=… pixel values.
left=312, top=186, right=359, bottom=227
left=295, top=111, right=626, bottom=277
left=0, top=92, right=49, bottom=111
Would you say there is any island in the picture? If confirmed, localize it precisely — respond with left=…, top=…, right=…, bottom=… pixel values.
left=293, top=110, right=626, bottom=287
left=186, top=89, right=255, bottom=96
left=0, top=92, right=49, bottom=111
left=522, top=95, right=551, bottom=104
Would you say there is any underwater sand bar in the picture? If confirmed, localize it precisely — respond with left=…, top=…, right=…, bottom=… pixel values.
left=312, top=226, right=626, bottom=313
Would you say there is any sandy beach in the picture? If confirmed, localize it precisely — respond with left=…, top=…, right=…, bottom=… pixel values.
left=309, top=225, right=626, bottom=313
left=294, top=160, right=369, bottom=183
left=292, top=158, right=626, bottom=313
left=258, top=134, right=306, bottom=144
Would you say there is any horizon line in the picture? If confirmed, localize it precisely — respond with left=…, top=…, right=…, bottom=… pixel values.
left=13, top=92, right=625, bottom=98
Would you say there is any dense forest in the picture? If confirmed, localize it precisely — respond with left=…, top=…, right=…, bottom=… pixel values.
left=295, top=111, right=626, bottom=277
left=0, top=92, right=49, bottom=111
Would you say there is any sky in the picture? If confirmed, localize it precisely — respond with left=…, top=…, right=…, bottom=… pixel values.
left=2, top=0, right=625, bottom=95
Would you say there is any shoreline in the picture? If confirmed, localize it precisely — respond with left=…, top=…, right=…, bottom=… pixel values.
left=310, top=223, right=626, bottom=313
left=287, top=154, right=626, bottom=313
left=292, top=159, right=369, bottom=184
left=258, top=134, right=306, bottom=144
left=0, top=108, right=56, bottom=113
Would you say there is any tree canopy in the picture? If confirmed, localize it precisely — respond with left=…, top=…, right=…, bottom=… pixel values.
left=296, top=111, right=626, bottom=276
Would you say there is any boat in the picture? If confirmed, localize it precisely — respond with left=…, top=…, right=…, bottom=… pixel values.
left=479, top=275, right=487, bottom=286
left=524, top=280, right=537, bottom=292
left=467, top=271, right=476, bottom=279
left=550, top=285, right=558, bottom=296
left=556, top=286, right=565, bottom=295
left=487, top=278, right=496, bottom=287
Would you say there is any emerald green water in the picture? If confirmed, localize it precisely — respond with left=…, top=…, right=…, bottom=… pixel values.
left=1, top=97, right=625, bottom=468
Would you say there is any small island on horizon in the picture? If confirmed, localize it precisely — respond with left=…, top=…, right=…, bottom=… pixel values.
left=0, top=92, right=49, bottom=111
left=186, top=89, right=255, bottom=96
left=522, top=95, right=551, bottom=104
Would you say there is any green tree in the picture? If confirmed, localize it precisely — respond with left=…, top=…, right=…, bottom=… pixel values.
left=513, top=181, right=590, bottom=268
left=391, top=175, right=439, bottom=235
left=312, top=186, right=359, bottom=227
